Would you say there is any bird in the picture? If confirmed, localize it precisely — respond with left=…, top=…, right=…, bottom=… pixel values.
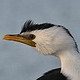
left=3, top=20, right=80, bottom=80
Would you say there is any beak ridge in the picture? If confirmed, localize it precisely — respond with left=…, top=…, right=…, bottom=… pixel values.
left=3, top=34, right=36, bottom=47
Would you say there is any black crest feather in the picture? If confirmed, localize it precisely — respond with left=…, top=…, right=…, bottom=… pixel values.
left=20, top=20, right=33, bottom=33
left=20, top=20, right=79, bottom=53
left=20, top=20, right=54, bottom=33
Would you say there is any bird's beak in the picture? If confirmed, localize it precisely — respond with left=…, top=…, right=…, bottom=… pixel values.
left=3, top=34, right=36, bottom=47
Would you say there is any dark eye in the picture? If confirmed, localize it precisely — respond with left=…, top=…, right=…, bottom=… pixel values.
left=28, top=34, right=35, bottom=40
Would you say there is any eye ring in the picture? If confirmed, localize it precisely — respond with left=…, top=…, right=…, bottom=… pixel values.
left=28, top=34, right=36, bottom=40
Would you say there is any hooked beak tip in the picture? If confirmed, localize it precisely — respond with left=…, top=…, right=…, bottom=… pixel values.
left=3, top=34, right=36, bottom=47
left=3, top=35, right=10, bottom=40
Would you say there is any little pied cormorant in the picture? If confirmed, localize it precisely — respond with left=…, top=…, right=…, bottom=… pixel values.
left=3, top=20, right=80, bottom=80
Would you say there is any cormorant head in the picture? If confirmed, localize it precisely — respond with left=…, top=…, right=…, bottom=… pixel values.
left=3, top=20, right=78, bottom=55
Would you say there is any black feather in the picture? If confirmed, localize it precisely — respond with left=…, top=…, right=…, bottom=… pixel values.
left=20, top=20, right=79, bottom=52
left=37, top=68, right=67, bottom=80
left=20, top=20, right=33, bottom=33
left=20, top=20, right=54, bottom=33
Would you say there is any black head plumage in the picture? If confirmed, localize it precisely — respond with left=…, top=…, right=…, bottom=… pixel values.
left=20, top=20, right=79, bottom=52
left=20, top=20, right=54, bottom=33
left=20, top=20, right=33, bottom=33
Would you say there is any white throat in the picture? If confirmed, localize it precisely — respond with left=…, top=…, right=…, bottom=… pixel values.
left=30, top=26, right=80, bottom=80
left=57, top=50, right=80, bottom=80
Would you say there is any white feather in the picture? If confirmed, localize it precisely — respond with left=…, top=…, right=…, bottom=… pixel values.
left=31, top=26, right=80, bottom=80
left=32, top=26, right=75, bottom=55
left=23, top=26, right=80, bottom=80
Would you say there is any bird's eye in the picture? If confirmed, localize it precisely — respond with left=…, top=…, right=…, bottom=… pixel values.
left=28, top=34, right=35, bottom=40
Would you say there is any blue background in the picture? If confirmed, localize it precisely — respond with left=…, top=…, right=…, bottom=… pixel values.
left=0, top=0, right=80, bottom=80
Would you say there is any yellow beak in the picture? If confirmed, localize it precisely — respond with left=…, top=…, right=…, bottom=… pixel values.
left=3, top=34, right=36, bottom=47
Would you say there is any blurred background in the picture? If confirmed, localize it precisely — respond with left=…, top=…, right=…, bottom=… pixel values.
left=0, top=0, right=80, bottom=80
